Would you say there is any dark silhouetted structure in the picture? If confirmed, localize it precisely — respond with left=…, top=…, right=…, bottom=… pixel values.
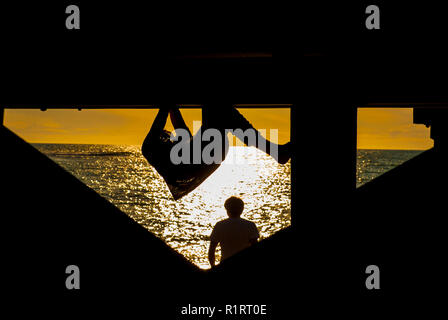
left=141, top=106, right=291, bottom=199
left=208, top=196, right=259, bottom=267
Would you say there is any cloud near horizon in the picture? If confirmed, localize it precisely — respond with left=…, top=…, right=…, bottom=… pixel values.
left=357, top=108, right=433, bottom=150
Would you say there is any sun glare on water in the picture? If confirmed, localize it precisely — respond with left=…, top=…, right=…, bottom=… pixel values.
left=38, top=144, right=291, bottom=269
left=164, top=147, right=291, bottom=268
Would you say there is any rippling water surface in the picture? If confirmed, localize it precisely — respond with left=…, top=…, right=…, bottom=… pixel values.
left=356, top=149, right=424, bottom=188
left=34, top=144, right=291, bottom=269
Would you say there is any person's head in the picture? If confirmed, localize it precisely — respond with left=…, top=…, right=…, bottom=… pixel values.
left=224, top=196, right=244, bottom=218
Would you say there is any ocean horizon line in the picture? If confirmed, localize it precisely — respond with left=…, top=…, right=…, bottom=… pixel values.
left=357, top=147, right=429, bottom=151
left=31, top=142, right=431, bottom=152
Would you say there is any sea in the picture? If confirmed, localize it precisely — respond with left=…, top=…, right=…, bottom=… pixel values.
left=33, top=144, right=291, bottom=269
left=356, top=149, right=424, bottom=188
left=31, top=144, right=423, bottom=268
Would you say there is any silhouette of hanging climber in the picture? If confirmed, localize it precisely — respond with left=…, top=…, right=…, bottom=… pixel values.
left=142, top=105, right=291, bottom=200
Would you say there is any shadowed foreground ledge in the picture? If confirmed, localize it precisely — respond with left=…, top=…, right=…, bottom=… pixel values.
left=0, top=126, right=297, bottom=317
left=1, top=126, right=200, bottom=312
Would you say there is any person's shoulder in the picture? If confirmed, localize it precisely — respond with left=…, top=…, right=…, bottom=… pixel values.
left=240, top=218, right=256, bottom=226
left=241, top=219, right=259, bottom=237
left=214, top=218, right=229, bottom=227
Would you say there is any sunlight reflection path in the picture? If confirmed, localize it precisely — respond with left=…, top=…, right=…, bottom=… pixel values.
left=39, top=144, right=291, bottom=269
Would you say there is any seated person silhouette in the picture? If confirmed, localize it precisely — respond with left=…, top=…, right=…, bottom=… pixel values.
left=142, top=104, right=291, bottom=200
left=208, top=196, right=259, bottom=267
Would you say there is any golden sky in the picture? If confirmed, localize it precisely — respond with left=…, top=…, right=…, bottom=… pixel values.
left=5, top=108, right=433, bottom=150
left=5, top=108, right=291, bottom=145
left=357, top=108, right=433, bottom=150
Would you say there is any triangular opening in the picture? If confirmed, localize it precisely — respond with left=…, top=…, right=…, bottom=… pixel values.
left=5, top=107, right=291, bottom=269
